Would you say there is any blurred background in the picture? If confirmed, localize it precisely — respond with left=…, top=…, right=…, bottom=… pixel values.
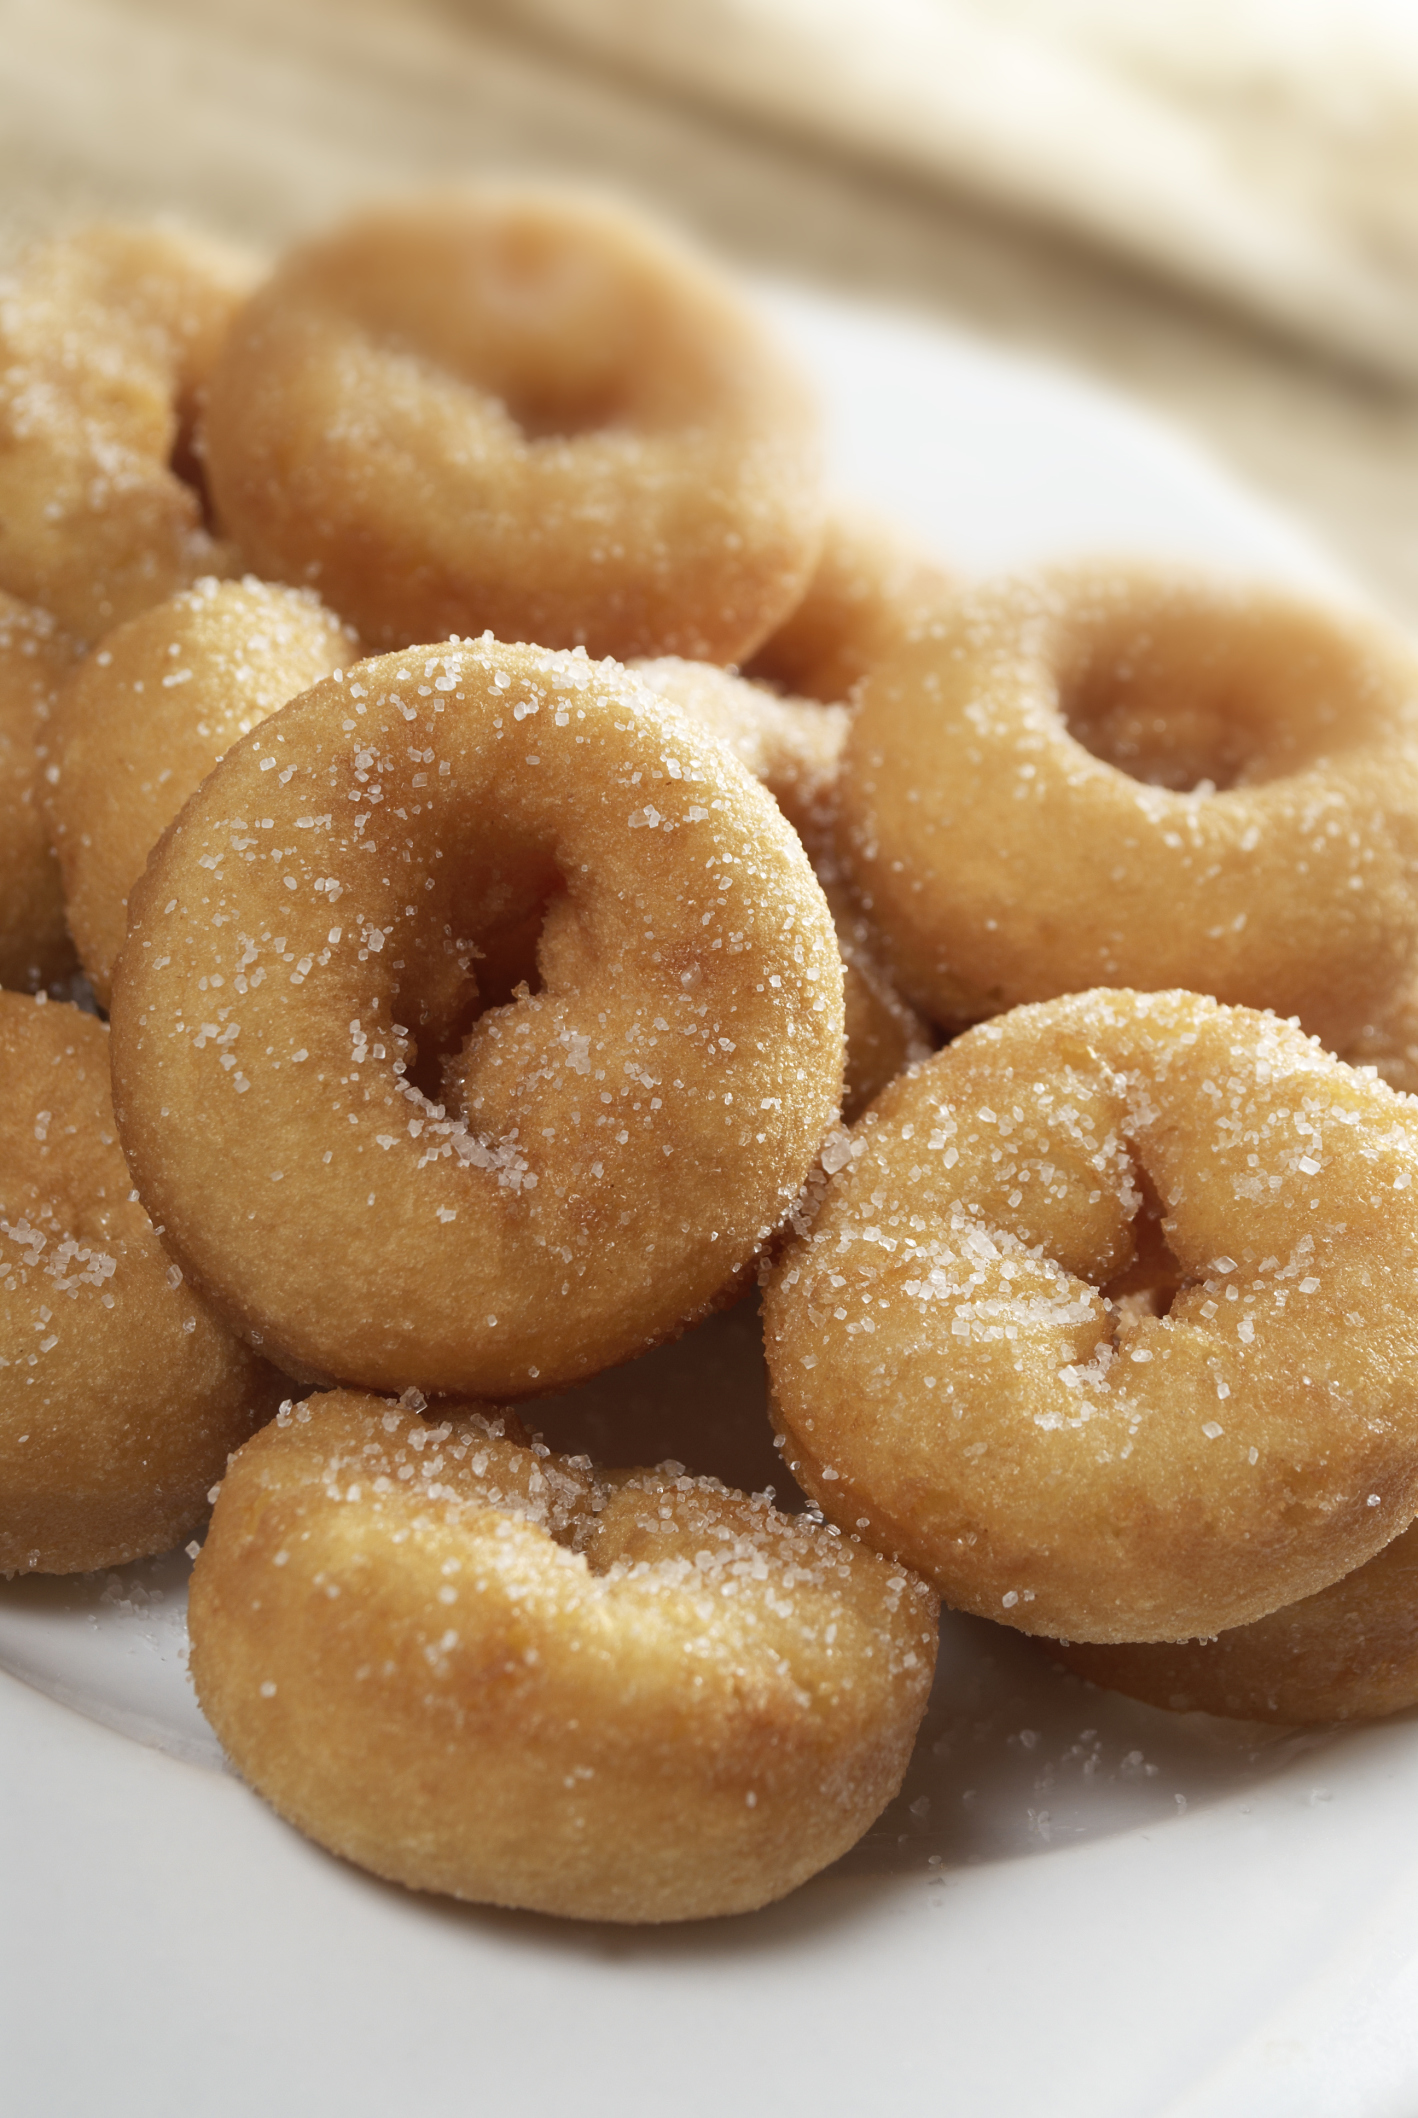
left=10, top=0, right=1418, bottom=619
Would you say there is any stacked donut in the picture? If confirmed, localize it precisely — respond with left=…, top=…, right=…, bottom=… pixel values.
left=9, top=187, right=1418, bottom=1932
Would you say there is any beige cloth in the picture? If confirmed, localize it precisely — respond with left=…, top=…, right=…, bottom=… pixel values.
left=492, top=0, right=1418, bottom=384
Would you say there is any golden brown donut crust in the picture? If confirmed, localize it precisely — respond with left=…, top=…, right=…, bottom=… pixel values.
left=1053, top=1517, right=1418, bottom=1724
left=744, top=507, right=952, bottom=705
left=0, top=224, right=261, bottom=638
left=0, top=590, right=79, bottom=991
left=188, top=1388, right=938, bottom=1923
left=764, top=989, right=1418, bottom=1644
left=44, top=577, right=354, bottom=1007
left=203, top=190, right=824, bottom=663
left=110, top=640, right=844, bottom=1399
left=838, top=567, right=1418, bottom=1046
left=0, top=993, right=282, bottom=1575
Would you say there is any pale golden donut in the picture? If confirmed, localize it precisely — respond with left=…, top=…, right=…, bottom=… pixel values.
left=110, top=640, right=844, bottom=1400
left=203, top=190, right=824, bottom=662
left=1340, top=976, right=1418, bottom=1098
left=0, top=590, right=79, bottom=991
left=1053, top=1517, right=1418, bottom=1724
left=43, top=577, right=354, bottom=1007
left=744, top=507, right=953, bottom=704
left=0, top=993, right=282, bottom=1575
left=0, top=223, right=261, bottom=638
left=838, top=567, right=1418, bottom=1046
left=763, top=989, right=1418, bottom=1645
left=188, top=1387, right=938, bottom=1923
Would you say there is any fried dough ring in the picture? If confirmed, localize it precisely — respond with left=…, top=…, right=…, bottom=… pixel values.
left=764, top=989, right=1418, bottom=1644
left=0, top=223, right=260, bottom=638
left=203, top=190, right=824, bottom=662
left=0, top=994, right=281, bottom=1575
left=188, top=1387, right=938, bottom=1922
left=0, top=590, right=79, bottom=991
left=838, top=568, right=1418, bottom=1046
left=44, top=577, right=353, bottom=1007
left=110, top=641, right=844, bottom=1399
left=744, top=507, right=952, bottom=705
left=1053, top=1517, right=1418, bottom=1724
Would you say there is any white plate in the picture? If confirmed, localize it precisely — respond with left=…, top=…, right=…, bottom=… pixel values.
left=4, top=287, right=1415, bottom=2118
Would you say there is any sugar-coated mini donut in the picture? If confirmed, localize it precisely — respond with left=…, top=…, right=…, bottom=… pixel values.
left=0, top=224, right=261, bottom=638
left=44, top=577, right=354, bottom=1007
left=0, top=590, right=79, bottom=991
left=1341, top=977, right=1418, bottom=1099
left=0, top=993, right=282, bottom=1575
left=111, top=639, right=844, bottom=1399
left=744, top=508, right=952, bottom=705
left=188, top=1387, right=937, bottom=1922
left=838, top=568, right=1418, bottom=1046
left=1053, top=1517, right=1418, bottom=1724
left=203, top=190, right=824, bottom=663
left=764, top=989, right=1418, bottom=1644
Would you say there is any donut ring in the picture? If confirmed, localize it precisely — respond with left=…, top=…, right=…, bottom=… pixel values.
left=1053, top=1517, right=1418, bottom=1725
left=0, top=994, right=281, bottom=1575
left=837, top=568, right=1418, bottom=1047
left=203, top=190, right=824, bottom=663
left=0, top=223, right=260, bottom=638
left=745, top=507, right=952, bottom=705
left=110, top=640, right=844, bottom=1399
left=188, top=1387, right=939, bottom=1923
left=764, top=989, right=1418, bottom=1644
left=44, top=577, right=353, bottom=1007
left=0, top=589, right=78, bottom=991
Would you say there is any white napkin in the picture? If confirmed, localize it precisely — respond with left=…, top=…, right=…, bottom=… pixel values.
left=492, top=0, right=1418, bottom=383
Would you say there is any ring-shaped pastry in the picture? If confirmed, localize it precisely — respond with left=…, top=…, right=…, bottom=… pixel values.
left=110, top=640, right=844, bottom=1399
left=203, top=190, right=824, bottom=663
left=764, top=989, right=1418, bottom=1644
left=188, top=1387, right=939, bottom=1923
left=837, top=568, right=1418, bottom=1047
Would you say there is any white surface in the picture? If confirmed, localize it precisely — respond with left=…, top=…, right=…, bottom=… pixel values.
left=4, top=289, right=1415, bottom=2118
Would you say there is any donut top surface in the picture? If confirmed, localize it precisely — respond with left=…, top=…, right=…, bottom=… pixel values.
left=110, top=638, right=845, bottom=1397
left=766, top=988, right=1418, bottom=1642
left=203, top=189, right=825, bottom=662
left=839, top=567, right=1418, bottom=1044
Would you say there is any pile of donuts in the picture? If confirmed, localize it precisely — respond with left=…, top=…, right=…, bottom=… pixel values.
left=4, top=189, right=1418, bottom=1927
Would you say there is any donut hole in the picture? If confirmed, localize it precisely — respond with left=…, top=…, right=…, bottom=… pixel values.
left=1100, top=1170, right=1188, bottom=1320
left=168, top=400, right=219, bottom=533
left=1057, top=603, right=1370, bottom=794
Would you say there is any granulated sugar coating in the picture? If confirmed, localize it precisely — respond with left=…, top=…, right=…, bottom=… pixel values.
left=0, top=223, right=261, bottom=640
left=189, top=1387, right=937, bottom=1923
left=0, top=589, right=80, bottom=992
left=203, top=189, right=824, bottom=665
left=44, top=576, right=355, bottom=1007
left=764, top=989, right=1418, bottom=1643
left=630, top=656, right=847, bottom=843
left=1056, top=1515, right=1418, bottom=1724
left=838, top=567, right=1418, bottom=1047
left=109, top=638, right=845, bottom=1398
left=0, top=993, right=283, bottom=1576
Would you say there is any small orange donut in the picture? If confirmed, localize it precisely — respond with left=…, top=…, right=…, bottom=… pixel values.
left=44, top=577, right=354, bottom=1007
left=110, top=640, right=844, bottom=1399
left=203, top=190, right=824, bottom=662
left=1054, top=1517, right=1418, bottom=1724
left=188, top=1387, right=938, bottom=1923
left=764, top=989, right=1418, bottom=1644
left=0, top=223, right=261, bottom=638
left=0, top=590, right=79, bottom=991
left=838, top=568, right=1418, bottom=1047
left=744, top=508, right=953, bottom=705
left=0, top=993, right=282, bottom=1575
